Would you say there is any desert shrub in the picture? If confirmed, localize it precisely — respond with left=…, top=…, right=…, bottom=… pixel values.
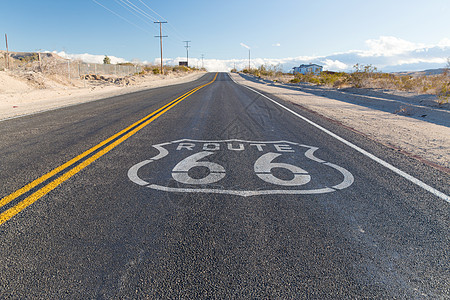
left=290, top=73, right=321, bottom=85
left=117, top=62, right=134, bottom=66
left=258, top=65, right=273, bottom=77
left=307, top=76, right=321, bottom=85
left=152, top=68, right=160, bottom=74
left=19, top=53, right=39, bottom=63
left=172, top=65, right=190, bottom=73
left=437, top=81, right=450, bottom=105
left=318, top=72, right=348, bottom=86
left=350, top=64, right=378, bottom=88
left=103, top=55, right=111, bottom=64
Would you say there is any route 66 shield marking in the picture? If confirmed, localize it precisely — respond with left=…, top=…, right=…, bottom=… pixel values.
left=128, top=139, right=354, bottom=197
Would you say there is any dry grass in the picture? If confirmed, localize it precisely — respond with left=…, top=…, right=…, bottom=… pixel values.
left=1, top=51, right=206, bottom=91
left=241, top=63, right=450, bottom=105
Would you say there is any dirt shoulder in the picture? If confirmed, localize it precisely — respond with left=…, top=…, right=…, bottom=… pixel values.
left=0, top=71, right=206, bottom=120
left=230, top=73, right=450, bottom=171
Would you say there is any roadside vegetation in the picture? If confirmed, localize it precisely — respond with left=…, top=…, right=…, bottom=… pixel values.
left=0, top=51, right=206, bottom=91
left=238, top=60, right=450, bottom=105
left=138, top=65, right=206, bottom=76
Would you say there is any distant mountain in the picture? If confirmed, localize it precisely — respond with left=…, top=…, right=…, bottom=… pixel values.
left=392, top=68, right=448, bottom=76
left=0, top=50, right=67, bottom=62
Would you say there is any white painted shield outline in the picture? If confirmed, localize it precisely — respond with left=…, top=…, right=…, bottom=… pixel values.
left=128, top=139, right=354, bottom=197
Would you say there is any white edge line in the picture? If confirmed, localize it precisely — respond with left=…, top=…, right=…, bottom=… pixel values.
left=228, top=73, right=450, bottom=203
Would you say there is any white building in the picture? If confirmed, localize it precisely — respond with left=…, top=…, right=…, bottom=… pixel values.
left=293, top=64, right=323, bottom=75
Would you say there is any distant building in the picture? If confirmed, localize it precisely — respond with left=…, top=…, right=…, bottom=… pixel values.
left=179, top=61, right=188, bottom=66
left=293, top=64, right=323, bottom=75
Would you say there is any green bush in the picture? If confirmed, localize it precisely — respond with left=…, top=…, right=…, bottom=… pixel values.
left=103, top=55, right=111, bottom=64
left=19, top=53, right=39, bottom=63
left=437, top=81, right=450, bottom=105
left=117, top=62, right=134, bottom=66
left=350, top=64, right=378, bottom=88
left=172, top=65, right=190, bottom=73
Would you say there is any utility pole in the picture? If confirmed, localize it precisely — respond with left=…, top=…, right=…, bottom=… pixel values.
left=201, top=54, right=204, bottom=69
left=37, top=49, right=42, bottom=72
left=154, top=21, right=168, bottom=74
left=248, top=49, right=251, bottom=71
left=5, top=33, right=9, bottom=69
left=183, top=40, right=191, bottom=67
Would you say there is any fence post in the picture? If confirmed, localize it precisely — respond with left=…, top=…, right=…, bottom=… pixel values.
left=5, top=33, right=10, bottom=69
left=83, top=63, right=86, bottom=87
left=94, top=63, right=97, bottom=75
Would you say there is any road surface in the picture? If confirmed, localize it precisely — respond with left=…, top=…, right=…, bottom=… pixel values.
left=0, top=73, right=449, bottom=298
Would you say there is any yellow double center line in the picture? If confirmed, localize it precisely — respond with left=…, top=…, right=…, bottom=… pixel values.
left=0, top=73, right=218, bottom=225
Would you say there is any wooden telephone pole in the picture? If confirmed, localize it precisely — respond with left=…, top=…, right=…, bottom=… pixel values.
left=154, top=21, right=168, bottom=74
left=183, top=41, right=191, bottom=67
left=5, top=33, right=9, bottom=69
left=248, top=49, right=251, bottom=71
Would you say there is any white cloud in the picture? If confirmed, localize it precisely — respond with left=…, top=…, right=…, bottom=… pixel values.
left=360, top=36, right=425, bottom=57
left=395, top=57, right=448, bottom=66
left=321, top=59, right=348, bottom=71
left=51, top=51, right=128, bottom=64
left=49, top=36, right=450, bottom=73
left=438, top=38, right=450, bottom=48
left=272, top=43, right=281, bottom=47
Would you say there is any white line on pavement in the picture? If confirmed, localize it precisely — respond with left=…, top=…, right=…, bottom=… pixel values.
left=229, top=74, right=449, bottom=203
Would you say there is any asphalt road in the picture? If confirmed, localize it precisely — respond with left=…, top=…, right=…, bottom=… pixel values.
left=0, top=72, right=449, bottom=298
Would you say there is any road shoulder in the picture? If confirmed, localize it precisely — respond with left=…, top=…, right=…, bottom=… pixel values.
left=229, top=72, right=449, bottom=171
left=0, top=72, right=206, bottom=121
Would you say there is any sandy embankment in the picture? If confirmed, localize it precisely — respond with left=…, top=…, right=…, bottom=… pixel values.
left=230, top=73, right=450, bottom=170
left=0, top=71, right=205, bottom=120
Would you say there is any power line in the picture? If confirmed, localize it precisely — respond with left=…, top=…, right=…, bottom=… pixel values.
left=133, top=0, right=186, bottom=41
left=94, top=0, right=189, bottom=66
left=109, top=0, right=186, bottom=43
left=137, top=0, right=167, bottom=22
left=114, top=0, right=155, bottom=27
left=121, top=0, right=158, bottom=22
left=92, top=0, right=151, bottom=34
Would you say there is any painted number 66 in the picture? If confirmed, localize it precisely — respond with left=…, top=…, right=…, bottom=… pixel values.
left=171, top=151, right=311, bottom=186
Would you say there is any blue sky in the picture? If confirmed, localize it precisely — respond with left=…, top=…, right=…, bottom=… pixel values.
left=1, top=0, right=449, bottom=71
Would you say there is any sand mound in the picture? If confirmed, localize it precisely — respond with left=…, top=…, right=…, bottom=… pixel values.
left=0, top=71, right=33, bottom=93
